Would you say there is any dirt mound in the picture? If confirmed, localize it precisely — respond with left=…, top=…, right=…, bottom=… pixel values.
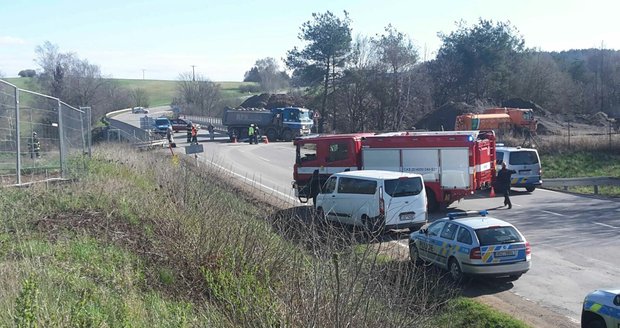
left=414, top=102, right=475, bottom=131
left=240, top=93, right=306, bottom=109
left=501, top=98, right=550, bottom=117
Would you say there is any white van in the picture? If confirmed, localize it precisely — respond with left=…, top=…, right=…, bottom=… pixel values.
left=495, top=145, right=542, bottom=192
left=315, top=170, right=427, bottom=233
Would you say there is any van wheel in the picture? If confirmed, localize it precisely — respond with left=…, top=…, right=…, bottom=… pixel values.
left=526, top=186, right=536, bottom=192
left=426, top=189, right=439, bottom=213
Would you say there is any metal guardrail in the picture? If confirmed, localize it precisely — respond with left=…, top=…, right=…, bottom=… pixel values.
left=105, top=108, right=159, bottom=143
left=543, top=177, right=620, bottom=194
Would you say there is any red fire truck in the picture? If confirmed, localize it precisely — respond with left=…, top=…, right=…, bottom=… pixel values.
left=293, top=130, right=497, bottom=211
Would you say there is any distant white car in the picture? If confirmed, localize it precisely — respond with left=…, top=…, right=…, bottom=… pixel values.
left=132, top=107, right=149, bottom=114
left=581, top=288, right=620, bottom=328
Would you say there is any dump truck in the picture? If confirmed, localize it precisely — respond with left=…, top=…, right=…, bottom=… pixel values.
left=455, top=107, right=537, bottom=134
left=222, top=107, right=313, bottom=141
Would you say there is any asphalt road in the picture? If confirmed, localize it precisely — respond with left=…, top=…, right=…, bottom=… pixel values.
left=115, top=110, right=619, bottom=324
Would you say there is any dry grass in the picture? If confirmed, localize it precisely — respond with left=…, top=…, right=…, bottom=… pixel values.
left=0, top=144, right=472, bottom=327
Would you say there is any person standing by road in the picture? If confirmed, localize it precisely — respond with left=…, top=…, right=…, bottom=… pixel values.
left=166, top=126, right=174, bottom=145
left=190, top=124, right=198, bottom=144
left=254, top=125, right=260, bottom=144
left=248, top=124, right=255, bottom=144
left=207, top=123, right=215, bottom=141
left=186, top=121, right=193, bottom=143
left=497, top=162, right=516, bottom=209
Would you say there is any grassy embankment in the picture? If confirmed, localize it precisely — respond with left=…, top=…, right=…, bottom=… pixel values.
left=542, top=151, right=620, bottom=197
left=3, top=77, right=255, bottom=107
left=0, top=145, right=527, bottom=327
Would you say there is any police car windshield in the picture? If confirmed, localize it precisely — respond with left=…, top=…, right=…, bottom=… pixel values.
left=475, top=226, right=523, bottom=246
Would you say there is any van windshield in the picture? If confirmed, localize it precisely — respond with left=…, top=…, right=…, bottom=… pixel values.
left=384, top=177, right=423, bottom=197
left=509, top=151, right=539, bottom=165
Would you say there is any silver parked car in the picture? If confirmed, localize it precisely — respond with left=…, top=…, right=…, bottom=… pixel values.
left=409, top=210, right=531, bottom=281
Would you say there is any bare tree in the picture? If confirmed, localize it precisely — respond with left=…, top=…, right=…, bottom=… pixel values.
left=372, top=25, right=419, bottom=130
left=132, top=88, right=150, bottom=108
left=176, top=72, right=222, bottom=115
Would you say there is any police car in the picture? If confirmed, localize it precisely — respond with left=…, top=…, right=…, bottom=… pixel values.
left=409, top=210, right=531, bottom=281
left=581, top=289, right=620, bottom=328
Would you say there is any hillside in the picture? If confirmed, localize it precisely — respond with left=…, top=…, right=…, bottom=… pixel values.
left=3, top=77, right=256, bottom=107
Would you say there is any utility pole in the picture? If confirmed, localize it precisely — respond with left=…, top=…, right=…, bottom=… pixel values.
left=142, top=69, right=146, bottom=80
left=191, top=65, right=196, bottom=81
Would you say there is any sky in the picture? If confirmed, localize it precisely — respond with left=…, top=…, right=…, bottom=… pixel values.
left=1, top=0, right=619, bottom=81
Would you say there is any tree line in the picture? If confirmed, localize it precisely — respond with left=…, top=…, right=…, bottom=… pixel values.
left=13, top=13, right=620, bottom=132
left=278, top=12, right=620, bottom=133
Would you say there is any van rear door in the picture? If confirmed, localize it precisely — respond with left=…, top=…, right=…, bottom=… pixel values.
left=382, top=177, right=426, bottom=227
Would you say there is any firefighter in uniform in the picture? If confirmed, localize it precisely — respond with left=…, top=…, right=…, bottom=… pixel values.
left=29, top=132, right=41, bottom=159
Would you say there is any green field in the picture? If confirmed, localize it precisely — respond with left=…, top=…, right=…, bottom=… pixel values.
left=2, top=77, right=256, bottom=107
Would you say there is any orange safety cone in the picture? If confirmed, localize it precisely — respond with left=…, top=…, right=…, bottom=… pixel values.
left=489, top=186, right=496, bottom=198
left=263, top=136, right=269, bottom=144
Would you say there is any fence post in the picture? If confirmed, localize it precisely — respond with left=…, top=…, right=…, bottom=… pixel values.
left=594, top=185, right=599, bottom=195
left=15, top=87, right=21, bottom=185
left=58, top=99, right=66, bottom=178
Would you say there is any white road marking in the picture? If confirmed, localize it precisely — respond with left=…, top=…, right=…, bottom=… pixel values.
left=258, top=156, right=271, bottom=163
left=593, top=222, right=618, bottom=229
left=541, top=210, right=565, bottom=217
left=198, top=154, right=300, bottom=204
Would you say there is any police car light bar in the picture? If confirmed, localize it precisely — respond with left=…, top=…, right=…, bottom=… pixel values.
left=447, top=210, right=489, bottom=220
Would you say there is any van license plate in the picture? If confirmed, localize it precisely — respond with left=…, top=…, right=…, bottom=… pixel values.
left=519, top=170, right=531, bottom=174
left=495, top=250, right=515, bottom=257
left=400, top=213, right=415, bottom=221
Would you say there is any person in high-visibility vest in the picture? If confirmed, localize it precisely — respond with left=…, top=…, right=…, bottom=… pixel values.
left=248, top=124, right=255, bottom=144
left=186, top=121, right=193, bottom=143
left=190, top=124, right=198, bottom=144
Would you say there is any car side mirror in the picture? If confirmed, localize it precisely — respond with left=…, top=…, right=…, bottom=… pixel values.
left=614, top=294, right=620, bottom=306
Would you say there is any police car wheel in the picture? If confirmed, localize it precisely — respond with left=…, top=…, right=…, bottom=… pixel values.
left=409, top=243, right=421, bottom=264
left=584, top=317, right=605, bottom=328
left=448, top=258, right=463, bottom=282
left=525, top=186, right=536, bottom=192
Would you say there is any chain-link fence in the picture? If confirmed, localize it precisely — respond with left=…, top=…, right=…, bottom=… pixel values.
left=0, top=79, right=91, bottom=186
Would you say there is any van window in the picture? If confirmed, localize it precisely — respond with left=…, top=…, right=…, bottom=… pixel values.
left=328, top=143, right=349, bottom=162
left=322, top=177, right=337, bottom=194
left=384, top=177, right=423, bottom=197
left=337, top=177, right=376, bottom=194
left=508, top=151, right=539, bottom=165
